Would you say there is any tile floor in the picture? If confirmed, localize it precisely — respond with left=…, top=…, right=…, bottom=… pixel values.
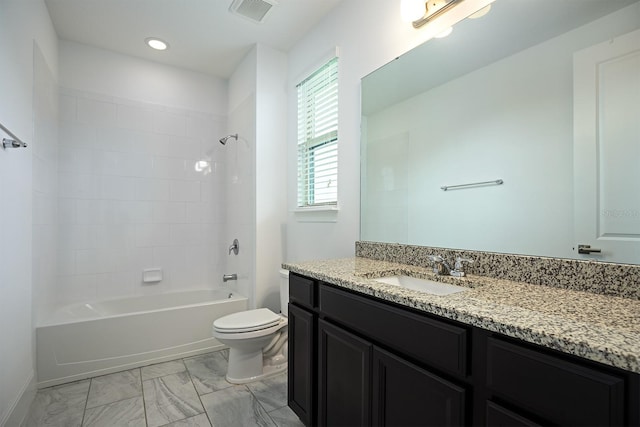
left=23, top=349, right=304, bottom=427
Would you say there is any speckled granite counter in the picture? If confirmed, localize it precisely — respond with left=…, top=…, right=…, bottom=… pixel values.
left=282, top=257, right=640, bottom=374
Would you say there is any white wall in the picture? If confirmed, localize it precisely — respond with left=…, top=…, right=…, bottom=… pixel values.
left=55, top=41, right=228, bottom=305
left=285, top=0, right=493, bottom=262
left=59, top=41, right=226, bottom=116
left=226, top=47, right=257, bottom=306
left=0, top=0, right=58, bottom=424
left=32, top=44, right=60, bottom=326
left=226, top=45, right=288, bottom=312
left=255, top=45, right=288, bottom=311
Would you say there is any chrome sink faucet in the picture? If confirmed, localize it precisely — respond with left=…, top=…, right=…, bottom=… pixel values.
left=428, top=255, right=474, bottom=277
left=428, top=255, right=452, bottom=276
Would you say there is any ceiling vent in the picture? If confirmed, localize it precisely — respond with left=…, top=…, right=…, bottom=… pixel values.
left=229, top=0, right=277, bottom=23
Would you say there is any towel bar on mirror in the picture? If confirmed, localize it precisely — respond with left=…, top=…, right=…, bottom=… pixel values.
left=441, top=179, right=503, bottom=191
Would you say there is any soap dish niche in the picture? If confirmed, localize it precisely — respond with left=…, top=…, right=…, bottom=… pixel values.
left=143, top=268, right=163, bottom=283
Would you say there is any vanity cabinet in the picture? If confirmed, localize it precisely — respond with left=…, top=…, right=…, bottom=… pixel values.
left=486, top=337, right=632, bottom=426
left=288, top=273, right=640, bottom=426
left=289, top=274, right=469, bottom=426
left=288, top=273, right=318, bottom=426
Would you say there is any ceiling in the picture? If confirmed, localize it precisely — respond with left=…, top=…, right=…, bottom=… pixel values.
left=44, top=0, right=343, bottom=79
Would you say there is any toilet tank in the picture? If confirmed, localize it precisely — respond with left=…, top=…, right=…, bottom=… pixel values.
left=280, top=269, right=289, bottom=317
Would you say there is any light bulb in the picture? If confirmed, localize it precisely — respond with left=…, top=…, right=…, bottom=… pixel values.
left=145, top=38, right=169, bottom=51
left=401, top=0, right=425, bottom=22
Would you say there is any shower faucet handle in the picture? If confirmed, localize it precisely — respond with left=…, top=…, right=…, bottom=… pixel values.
left=229, top=239, right=239, bottom=255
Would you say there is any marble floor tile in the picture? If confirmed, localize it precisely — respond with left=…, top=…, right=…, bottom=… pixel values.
left=141, top=360, right=186, bottom=381
left=24, top=351, right=301, bottom=427
left=82, top=396, right=145, bottom=427
left=23, top=380, right=90, bottom=427
left=268, top=406, right=305, bottom=427
left=161, top=413, right=212, bottom=427
left=142, top=370, right=204, bottom=427
left=86, top=369, right=142, bottom=409
left=246, top=373, right=288, bottom=412
left=183, top=351, right=231, bottom=395
left=200, top=385, right=276, bottom=427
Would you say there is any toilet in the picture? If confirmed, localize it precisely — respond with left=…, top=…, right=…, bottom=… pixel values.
left=212, top=269, right=289, bottom=384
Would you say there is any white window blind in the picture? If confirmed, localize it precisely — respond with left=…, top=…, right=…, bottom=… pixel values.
left=297, top=57, right=339, bottom=208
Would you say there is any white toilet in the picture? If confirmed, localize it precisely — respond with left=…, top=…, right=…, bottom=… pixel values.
left=212, top=269, right=289, bottom=384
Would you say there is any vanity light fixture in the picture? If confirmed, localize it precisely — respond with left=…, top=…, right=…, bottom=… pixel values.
left=145, top=37, right=169, bottom=51
left=401, top=0, right=464, bottom=29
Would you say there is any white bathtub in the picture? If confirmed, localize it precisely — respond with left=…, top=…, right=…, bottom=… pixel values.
left=36, top=289, right=247, bottom=388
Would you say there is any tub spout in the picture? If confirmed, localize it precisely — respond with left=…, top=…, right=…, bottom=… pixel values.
left=223, top=274, right=237, bottom=282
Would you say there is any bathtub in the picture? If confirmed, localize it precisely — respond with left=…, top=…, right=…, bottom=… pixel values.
left=36, top=289, right=247, bottom=388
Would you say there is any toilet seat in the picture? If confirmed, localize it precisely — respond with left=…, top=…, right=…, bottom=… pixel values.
left=213, top=308, right=284, bottom=334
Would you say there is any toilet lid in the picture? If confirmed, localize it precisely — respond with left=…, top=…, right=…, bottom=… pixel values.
left=213, top=308, right=281, bottom=333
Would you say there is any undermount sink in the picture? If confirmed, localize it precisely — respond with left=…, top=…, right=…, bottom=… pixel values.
left=374, top=275, right=468, bottom=296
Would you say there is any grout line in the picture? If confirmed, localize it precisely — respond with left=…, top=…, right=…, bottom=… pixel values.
left=139, top=367, right=149, bottom=427
left=183, top=356, right=214, bottom=426
left=80, top=378, right=92, bottom=426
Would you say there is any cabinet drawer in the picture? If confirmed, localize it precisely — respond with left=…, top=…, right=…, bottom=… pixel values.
left=487, top=337, right=625, bottom=426
left=320, top=284, right=468, bottom=376
left=289, top=273, right=316, bottom=309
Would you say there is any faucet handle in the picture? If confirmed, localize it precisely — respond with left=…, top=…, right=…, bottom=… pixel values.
left=428, top=255, right=446, bottom=275
left=229, top=238, right=239, bottom=255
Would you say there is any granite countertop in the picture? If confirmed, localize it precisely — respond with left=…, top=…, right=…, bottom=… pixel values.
left=283, top=257, right=640, bottom=374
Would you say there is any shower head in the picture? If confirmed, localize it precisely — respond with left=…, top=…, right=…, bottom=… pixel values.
left=219, top=134, right=238, bottom=145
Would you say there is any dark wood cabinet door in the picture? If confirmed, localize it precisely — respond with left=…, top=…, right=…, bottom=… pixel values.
left=288, top=303, right=315, bottom=426
left=372, top=347, right=466, bottom=427
left=318, top=319, right=372, bottom=427
left=486, top=401, right=541, bottom=427
left=487, top=337, right=626, bottom=426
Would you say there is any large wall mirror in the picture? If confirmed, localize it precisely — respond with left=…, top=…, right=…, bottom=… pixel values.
left=361, top=0, right=640, bottom=264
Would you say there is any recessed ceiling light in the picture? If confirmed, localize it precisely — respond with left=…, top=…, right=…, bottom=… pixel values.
left=145, top=37, right=169, bottom=51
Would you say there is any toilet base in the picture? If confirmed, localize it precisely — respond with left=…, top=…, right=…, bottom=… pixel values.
left=224, top=339, right=288, bottom=385
left=226, top=361, right=287, bottom=384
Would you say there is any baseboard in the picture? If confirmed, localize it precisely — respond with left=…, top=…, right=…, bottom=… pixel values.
left=1, top=372, right=36, bottom=427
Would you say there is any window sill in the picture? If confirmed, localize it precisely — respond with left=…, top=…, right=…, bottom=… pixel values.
left=292, top=205, right=339, bottom=222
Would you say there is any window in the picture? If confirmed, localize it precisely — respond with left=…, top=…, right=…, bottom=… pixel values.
left=297, top=56, right=339, bottom=208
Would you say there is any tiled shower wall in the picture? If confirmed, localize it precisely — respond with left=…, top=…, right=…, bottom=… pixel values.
left=56, top=88, right=226, bottom=305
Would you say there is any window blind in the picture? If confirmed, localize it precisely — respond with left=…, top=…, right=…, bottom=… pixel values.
left=297, top=57, right=339, bottom=208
